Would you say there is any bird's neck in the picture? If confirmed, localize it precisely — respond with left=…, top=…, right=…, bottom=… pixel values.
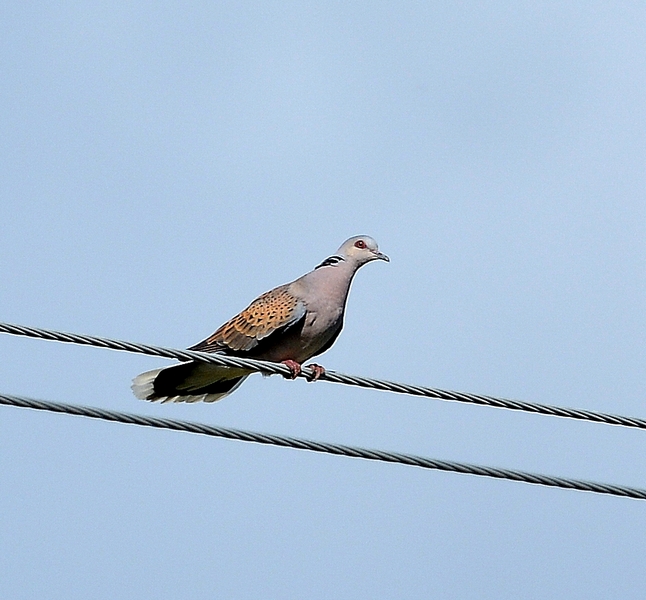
left=305, top=260, right=360, bottom=310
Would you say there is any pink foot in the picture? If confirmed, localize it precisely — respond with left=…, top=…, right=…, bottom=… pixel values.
left=281, top=359, right=302, bottom=379
left=305, top=364, right=326, bottom=382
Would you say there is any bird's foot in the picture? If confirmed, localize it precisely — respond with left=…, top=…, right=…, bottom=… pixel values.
left=305, top=363, right=326, bottom=382
left=281, top=359, right=302, bottom=379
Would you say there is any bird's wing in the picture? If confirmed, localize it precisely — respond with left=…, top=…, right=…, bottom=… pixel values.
left=188, top=285, right=307, bottom=354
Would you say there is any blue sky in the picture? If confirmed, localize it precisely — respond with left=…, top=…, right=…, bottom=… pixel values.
left=1, top=2, right=645, bottom=598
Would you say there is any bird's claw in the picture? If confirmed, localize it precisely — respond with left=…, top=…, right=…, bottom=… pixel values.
left=305, top=364, right=326, bottom=382
left=281, top=359, right=302, bottom=379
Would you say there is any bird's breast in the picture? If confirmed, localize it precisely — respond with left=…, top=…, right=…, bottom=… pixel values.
left=252, top=265, right=354, bottom=363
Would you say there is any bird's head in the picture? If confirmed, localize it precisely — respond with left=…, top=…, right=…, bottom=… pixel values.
left=337, top=235, right=390, bottom=266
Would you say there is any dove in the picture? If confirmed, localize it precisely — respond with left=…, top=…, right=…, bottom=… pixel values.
left=132, top=235, right=389, bottom=403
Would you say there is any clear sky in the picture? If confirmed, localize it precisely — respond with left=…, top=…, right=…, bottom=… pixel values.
left=1, top=2, right=645, bottom=598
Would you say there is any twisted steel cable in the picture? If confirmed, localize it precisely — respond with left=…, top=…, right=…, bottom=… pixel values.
left=2, top=392, right=644, bottom=501
left=1, top=321, right=646, bottom=430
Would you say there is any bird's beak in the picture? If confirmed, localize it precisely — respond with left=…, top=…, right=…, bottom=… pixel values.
left=373, top=251, right=390, bottom=262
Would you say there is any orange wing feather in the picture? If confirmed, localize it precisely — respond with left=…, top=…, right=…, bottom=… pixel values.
left=189, top=286, right=306, bottom=353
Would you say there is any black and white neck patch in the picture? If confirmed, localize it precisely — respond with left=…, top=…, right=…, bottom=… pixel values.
left=315, top=255, right=346, bottom=269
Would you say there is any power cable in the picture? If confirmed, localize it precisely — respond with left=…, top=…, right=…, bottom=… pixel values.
left=2, top=392, right=644, bottom=501
left=1, top=321, right=645, bottom=430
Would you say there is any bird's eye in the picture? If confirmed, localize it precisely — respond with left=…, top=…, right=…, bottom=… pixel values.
left=354, top=240, right=367, bottom=249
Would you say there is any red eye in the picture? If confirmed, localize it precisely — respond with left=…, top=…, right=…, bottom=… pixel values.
left=354, top=240, right=367, bottom=249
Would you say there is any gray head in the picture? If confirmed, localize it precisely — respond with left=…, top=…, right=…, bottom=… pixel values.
left=315, top=235, right=389, bottom=270
left=337, top=235, right=389, bottom=264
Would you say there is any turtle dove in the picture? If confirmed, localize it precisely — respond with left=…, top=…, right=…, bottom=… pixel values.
left=132, top=235, right=389, bottom=403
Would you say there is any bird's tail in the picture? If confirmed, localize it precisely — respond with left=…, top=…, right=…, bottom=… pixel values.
left=132, top=361, right=251, bottom=403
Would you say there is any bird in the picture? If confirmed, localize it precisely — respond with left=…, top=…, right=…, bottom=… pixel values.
left=132, top=235, right=389, bottom=403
